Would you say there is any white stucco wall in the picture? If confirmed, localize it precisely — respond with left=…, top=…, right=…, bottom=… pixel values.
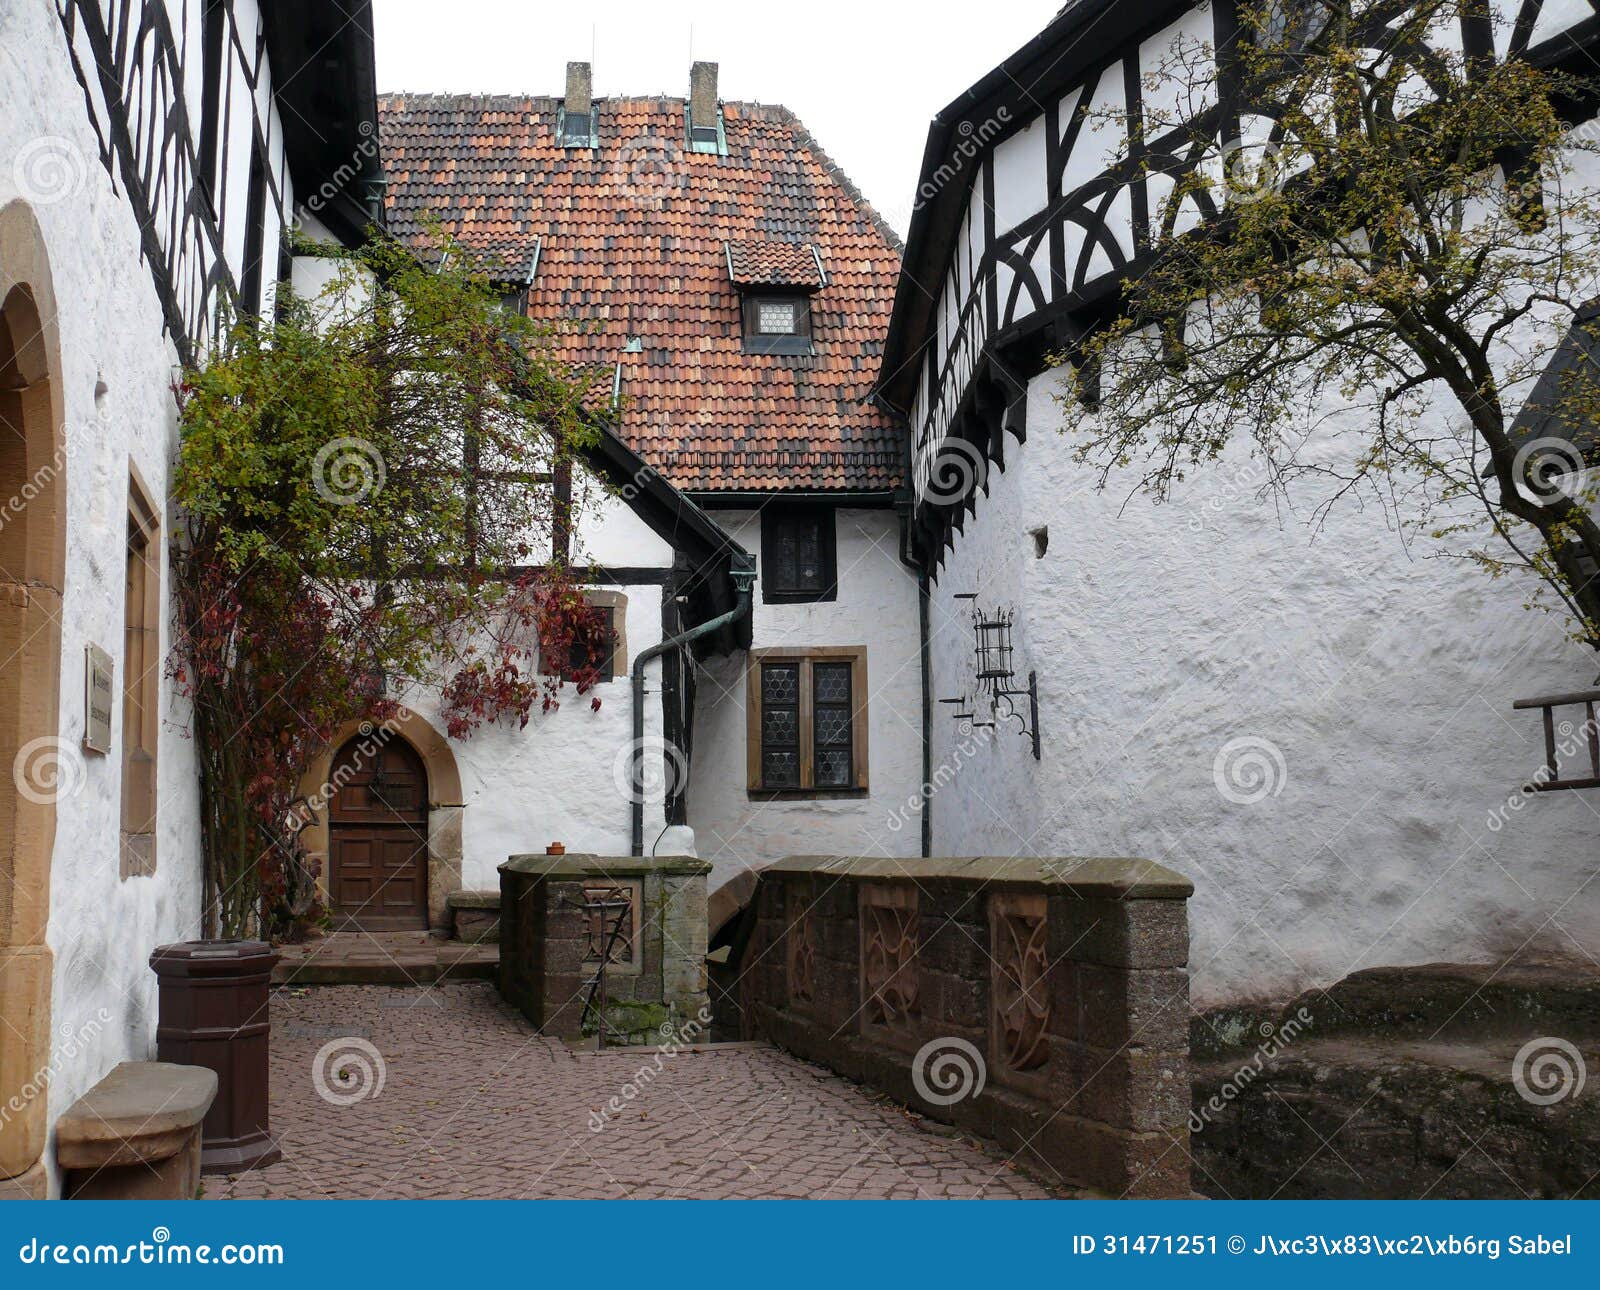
left=570, top=470, right=675, bottom=570
left=385, top=503, right=927, bottom=900
left=1, top=0, right=213, bottom=1188
left=907, top=0, right=1600, bottom=1010
left=687, top=508, right=924, bottom=899
left=289, top=211, right=358, bottom=309
left=928, top=363, right=1600, bottom=1008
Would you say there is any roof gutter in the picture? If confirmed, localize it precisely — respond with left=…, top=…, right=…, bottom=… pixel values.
left=688, top=488, right=899, bottom=509
left=631, top=551, right=758, bottom=855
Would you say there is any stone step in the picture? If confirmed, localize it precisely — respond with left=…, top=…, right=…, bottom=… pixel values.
left=272, top=942, right=497, bottom=987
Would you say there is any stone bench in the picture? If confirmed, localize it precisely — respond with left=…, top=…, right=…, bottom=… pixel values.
left=446, top=889, right=501, bottom=944
left=55, top=1061, right=217, bottom=1199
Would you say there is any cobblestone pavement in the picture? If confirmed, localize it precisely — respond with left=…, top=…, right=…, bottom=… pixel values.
left=208, top=983, right=1056, bottom=1199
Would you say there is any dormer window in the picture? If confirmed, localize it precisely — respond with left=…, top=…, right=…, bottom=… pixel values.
left=483, top=236, right=541, bottom=314
left=742, top=294, right=813, bottom=355
left=560, top=109, right=593, bottom=147
left=560, top=60, right=597, bottom=148
left=726, top=239, right=826, bottom=356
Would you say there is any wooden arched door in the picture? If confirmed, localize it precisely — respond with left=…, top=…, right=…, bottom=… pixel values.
left=328, top=733, right=429, bottom=930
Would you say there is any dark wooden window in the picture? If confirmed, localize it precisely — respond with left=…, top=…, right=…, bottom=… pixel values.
left=563, top=605, right=616, bottom=681
left=758, top=661, right=802, bottom=788
left=540, top=591, right=626, bottom=682
left=811, top=662, right=854, bottom=788
left=761, top=507, right=836, bottom=603
left=747, top=648, right=868, bottom=794
left=742, top=293, right=813, bottom=355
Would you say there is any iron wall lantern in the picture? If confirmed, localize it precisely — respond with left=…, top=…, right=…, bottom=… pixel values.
left=939, top=596, right=1041, bottom=759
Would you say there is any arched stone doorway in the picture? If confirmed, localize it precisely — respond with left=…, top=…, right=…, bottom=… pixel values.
left=297, top=708, right=465, bottom=931
left=0, top=201, right=66, bottom=1195
left=327, top=732, right=430, bottom=930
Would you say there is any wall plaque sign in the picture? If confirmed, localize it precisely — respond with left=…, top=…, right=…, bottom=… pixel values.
left=84, top=644, right=113, bottom=754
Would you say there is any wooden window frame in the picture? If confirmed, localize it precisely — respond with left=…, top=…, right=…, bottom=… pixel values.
left=760, top=506, right=837, bottom=604
left=746, top=646, right=868, bottom=797
left=575, top=590, right=626, bottom=681
left=121, top=467, right=160, bottom=879
left=741, top=291, right=814, bottom=356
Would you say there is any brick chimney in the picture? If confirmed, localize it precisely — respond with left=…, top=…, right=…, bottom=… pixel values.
left=565, top=61, right=592, bottom=117
left=689, top=60, right=718, bottom=127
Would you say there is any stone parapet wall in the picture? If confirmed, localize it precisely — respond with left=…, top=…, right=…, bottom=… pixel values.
left=499, top=854, right=710, bottom=1043
left=740, top=856, right=1194, bottom=1197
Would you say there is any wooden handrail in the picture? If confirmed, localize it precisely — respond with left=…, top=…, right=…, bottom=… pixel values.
left=1513, top=689, right=1600, bottom=792
left=1512, top=688, right=1600, bottom=709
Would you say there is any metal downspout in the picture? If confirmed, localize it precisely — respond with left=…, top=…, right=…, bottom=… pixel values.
left=631, top=556, right=757, bottom=855
left=897, top=501, right=933, bottom=858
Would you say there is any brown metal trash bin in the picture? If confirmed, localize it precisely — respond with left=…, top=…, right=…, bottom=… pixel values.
left=149, top=940, right=281, bottom=1174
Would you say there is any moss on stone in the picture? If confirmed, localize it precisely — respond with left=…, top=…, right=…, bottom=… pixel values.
left=582, top=999, right=673, bottom=1045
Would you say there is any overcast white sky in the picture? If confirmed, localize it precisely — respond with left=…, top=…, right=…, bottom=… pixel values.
left=372, top=0, right=1060, bottom=236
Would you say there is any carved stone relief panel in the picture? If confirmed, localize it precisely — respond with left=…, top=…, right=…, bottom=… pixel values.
left=990, top=892, right=1050, bottom=1084
left=785, top=880, right=815, bottom=1009
left=860, top=883, right=918, bottom=1038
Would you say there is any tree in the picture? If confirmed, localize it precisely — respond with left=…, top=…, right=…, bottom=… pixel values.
left=1057, top=0, right=1600, bottom=648
left=171, top=234, right=611, bottom=937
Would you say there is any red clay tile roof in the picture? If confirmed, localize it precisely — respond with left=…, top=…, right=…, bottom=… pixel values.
left=420, top=234, right=542, bottom=286
left=379, top=94, right=905, bottom=492
left=726, top=240, right=826, bottom=289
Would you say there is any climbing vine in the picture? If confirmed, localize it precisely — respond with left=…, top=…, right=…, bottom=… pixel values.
left=171, top=233, right=610, bottom=938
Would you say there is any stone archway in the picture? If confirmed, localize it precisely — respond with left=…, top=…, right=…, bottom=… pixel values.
left=298, top=708, right=465, bottom=930
left=0, top=201, right=66, bottom=1197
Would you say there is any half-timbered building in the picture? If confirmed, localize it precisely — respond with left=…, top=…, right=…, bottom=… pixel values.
left=0, top=0, right=381, bottom=1197
left=365, top=62, right=921, bottom=932
left=878, top=0, right=1600, bottom=1006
